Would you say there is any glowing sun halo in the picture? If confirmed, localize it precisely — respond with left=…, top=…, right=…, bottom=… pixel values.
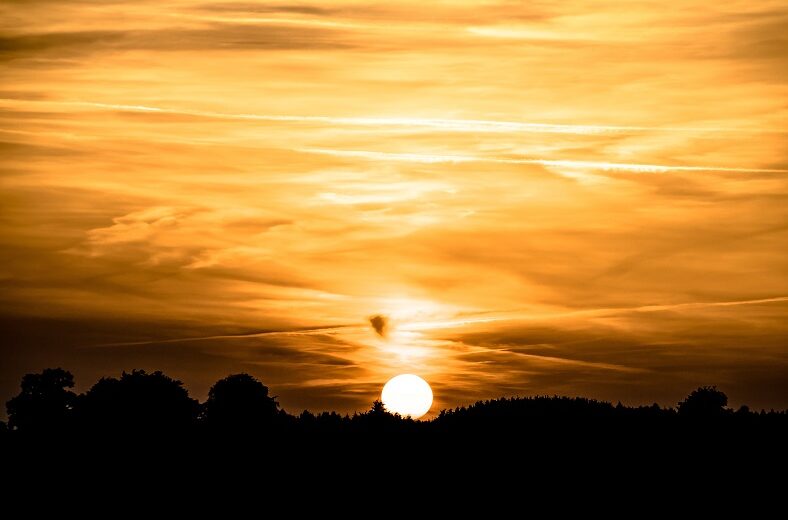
left=381, top=374, right=433, bottom=419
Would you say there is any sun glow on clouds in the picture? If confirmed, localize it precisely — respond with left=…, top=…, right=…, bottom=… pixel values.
left=300, top=148, right=788, bottom=174
left=1, top=0, right=787, bottom=414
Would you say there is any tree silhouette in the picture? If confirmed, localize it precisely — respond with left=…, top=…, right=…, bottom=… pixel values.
left=6, top=368, right=76, bottom=433
left=202, top=373, right=279, bottom=432
left=350, top=398, right=410, bottom=434
left=77, top=369, right=198, bottom=433
left=369, top=399, right=387, bottom=415
left=678, top=386, right=728, bottom=418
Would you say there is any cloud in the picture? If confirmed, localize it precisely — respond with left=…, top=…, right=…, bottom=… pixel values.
left=1, top=0, right=787, bottom=416
left=198, top=3, right=340, bottom=16
left=299, top=147, right=788, bottom=174
left=0, top=31, right=122, bottom=58
left=425, top=296, right=788, bottom=408
left=34, top=99, right=780, bottom=135
left=368, top=315, right=388, bottom=338
left=0, top=100, right=622, bottom=134
left=0, top=24, right=353, bottom=62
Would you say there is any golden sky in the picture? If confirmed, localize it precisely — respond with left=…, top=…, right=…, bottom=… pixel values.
left=1, top=0, right=787, bottom=414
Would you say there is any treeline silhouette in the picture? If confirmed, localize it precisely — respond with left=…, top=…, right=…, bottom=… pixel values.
left=2, top=367, right=786, bottom=441
left=4, top=366, right=788, bottom=496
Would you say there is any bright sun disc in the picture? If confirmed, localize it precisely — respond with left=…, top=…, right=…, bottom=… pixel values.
left=381, top=374, right=433, bottom=419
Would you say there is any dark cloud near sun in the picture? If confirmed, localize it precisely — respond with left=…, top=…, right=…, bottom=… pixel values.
left=368, top=315, right=388, bottom=338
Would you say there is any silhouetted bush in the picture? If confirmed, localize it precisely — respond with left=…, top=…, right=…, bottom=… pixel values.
left=6, top=368, right=76, bottom=433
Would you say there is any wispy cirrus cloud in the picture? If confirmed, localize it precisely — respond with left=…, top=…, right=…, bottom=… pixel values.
left=0, top=24, right=354, bottom=63
left=299, top=147, right=788, bottom=174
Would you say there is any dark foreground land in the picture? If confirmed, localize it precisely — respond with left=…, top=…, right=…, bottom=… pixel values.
left=2, top=368, right=786, bottom=493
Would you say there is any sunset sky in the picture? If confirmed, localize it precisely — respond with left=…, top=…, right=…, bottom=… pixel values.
left=2, top=0, right=787, bottom=415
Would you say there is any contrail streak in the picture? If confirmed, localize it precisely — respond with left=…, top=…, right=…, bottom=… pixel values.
left=500, top=351, right=645, bottom=373
left=61, top=102, right=663, bottom=134
left=2, top=98, right=782, bottom=136
left=626, top=295, right=788, bottom=313
left=300, top=148, right=788, bottom=174
left=535, top=295, right=788, bottom=320
left=87, top=324, right=360, bottom=348
left=407, top=296, right=788, bottom=330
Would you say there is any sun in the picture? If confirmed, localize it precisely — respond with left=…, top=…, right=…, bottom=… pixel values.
left=381, top=374, right=433, bottom=419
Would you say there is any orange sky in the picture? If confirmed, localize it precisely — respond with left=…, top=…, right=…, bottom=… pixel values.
left=1, top=0, right=787, bottom=415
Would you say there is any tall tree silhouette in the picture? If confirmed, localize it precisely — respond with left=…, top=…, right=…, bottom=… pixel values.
left=6, top=368, right=76, bottom=433
left=369, top=400, right=387, bottom=415
left=77, top=370, right=198, bottom=433
left=203, top=373, right=279, bottom=432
